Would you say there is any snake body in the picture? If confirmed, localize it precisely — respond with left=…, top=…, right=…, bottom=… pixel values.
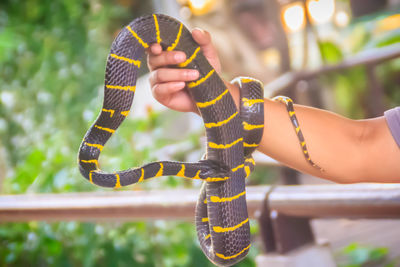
left=78, top=14, right=264, bottom=266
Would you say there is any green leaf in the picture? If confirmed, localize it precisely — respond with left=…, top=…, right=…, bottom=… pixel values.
left=343, top=242, right=359, bottom=253
left=318, top=41, right=343, bottom=64
left=375, top=29, right=400, bottom=47
left=369, top=247, right=389, bottom=261
left=14, top=149, right=46, bottom=193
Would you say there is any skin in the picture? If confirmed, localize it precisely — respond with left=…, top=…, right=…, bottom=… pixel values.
left=147, top=28, right=400, bottom=184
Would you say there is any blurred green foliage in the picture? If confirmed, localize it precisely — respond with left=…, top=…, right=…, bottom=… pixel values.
left=0, top=0, right=132, bottom=193
left=0, top=220, right=259, bottom=267
left=0, top=0, right=264, bottom=266
left=317, top=11, right=400, bottom=118
left=338, top=242, right=397, bottom=267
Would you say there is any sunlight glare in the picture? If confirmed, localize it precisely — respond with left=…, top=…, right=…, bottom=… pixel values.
left=308, top=0, right=335, bottom=24
left=188, top=0, right=215, bottom=16
left=282, top=3, right=305, bottom=32
left=189, top=0, right=206, bottom=9
left=334, top=11, right=350, bottom=27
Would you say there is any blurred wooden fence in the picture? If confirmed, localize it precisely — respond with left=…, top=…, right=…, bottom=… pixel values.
left=1, top=183, right=399, bottom=263
left=1, top=184, right=399, bottom=222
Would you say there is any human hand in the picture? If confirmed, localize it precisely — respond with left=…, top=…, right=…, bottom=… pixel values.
left=147, top=28, right=223, bottom=114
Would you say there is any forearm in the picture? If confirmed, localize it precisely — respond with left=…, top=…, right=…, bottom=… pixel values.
left=227, top=83, right=400, bottom=183
left=259, top=98, right=363, bottom=182
left=259, top=99, right=400, bottom=183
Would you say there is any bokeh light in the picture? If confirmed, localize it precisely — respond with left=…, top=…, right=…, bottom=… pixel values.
left=188, top=0, right=216, bottom=15
left=282, top=2, right=305, bottom=32
left=189, top=0, right=206, bottom=9
left=335, top=10, right=350, bottom=28
left=308, top=0, right=335, bottom=24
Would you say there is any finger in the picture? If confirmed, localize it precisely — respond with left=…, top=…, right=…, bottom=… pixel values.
left=151, top=82, right=186, bottom=102
left=192, top=28, right=212, bottom=46
left=191, top=28, right=221, bottom=72
left=148, top=43, right=162, bottom=55
left=149, top=68, right=199, bottom=87
left=148, top=50, right=186, bottom=71
left=192, top=29, right=216, bottom=58
left=168, top=90, right=199, bottom=113
left=152, top=83, right=197, bottom=113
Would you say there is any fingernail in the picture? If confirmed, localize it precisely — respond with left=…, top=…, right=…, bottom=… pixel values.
left=177, top=82, right=185, bottom=88
left=193, top=27, right=204, bottom=33
left=174, top=53, right=185, bottom=62
left=189, top=70, right=199, bottom=79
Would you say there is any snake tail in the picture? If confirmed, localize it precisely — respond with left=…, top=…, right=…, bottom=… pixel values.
left=273, top=96, right=323, bottom=171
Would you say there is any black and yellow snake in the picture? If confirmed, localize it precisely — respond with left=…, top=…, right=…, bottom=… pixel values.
left=78, top=14, right=321, bottom=266
left=78, top=14, right=264, bottom=266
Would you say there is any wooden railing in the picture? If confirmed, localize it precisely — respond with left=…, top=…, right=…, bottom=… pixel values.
left=1, top=184, right=399, bottom=258
left=1, top=184, right=399, bottom=221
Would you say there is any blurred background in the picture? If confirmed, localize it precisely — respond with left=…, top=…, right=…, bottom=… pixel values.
left=0, top=0, right=399, bottom=266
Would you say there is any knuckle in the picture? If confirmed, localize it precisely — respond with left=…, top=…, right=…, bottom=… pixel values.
left=147, top=56, right=158, bottom=71
left=148, top=53, right=166, bottom=69
left=152, top=84, right=164, bottom=98
left=153, top=69, right=164, bottom=82
left=149, top=70, right=156, bottom=84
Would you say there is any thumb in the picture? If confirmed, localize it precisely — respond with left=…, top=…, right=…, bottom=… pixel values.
left=192, top=28, right=221, bottom=73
